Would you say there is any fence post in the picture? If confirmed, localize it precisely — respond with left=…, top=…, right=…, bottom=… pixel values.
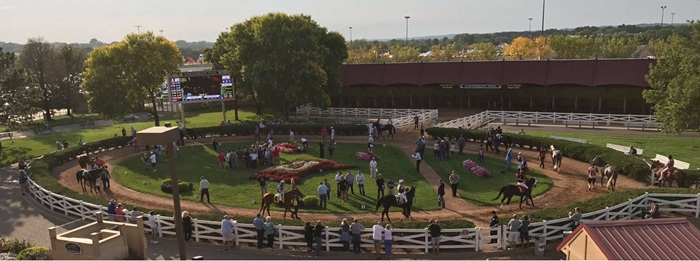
left=367, top=108, right=370, bottom=118
left=194, top=219, right=200, bottom=242
left=79, top=201, right=86, bottom=220
left=157, top=214, right=163, bottom=237
left=542, top=220, right=548, bottom=243
left=605, top=207, right=610, bottom=221
left=325, top=226, right=330, bottom=252
left=628, top=199, right=634, bottom=219
left=553, top=112, right=557, bottom=124
left=475, top=227, right=481, bottom=251
left=278, top=224, right=283, bottom=249
left=62, top=195, right=68, bottom=215
left=234, top=221, right=239, bottom=246
left=424, top=228, right=429, bottom=254
left=696, top=193, right=700, bottom=218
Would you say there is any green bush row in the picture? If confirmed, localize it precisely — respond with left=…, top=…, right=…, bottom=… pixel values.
left=16, top=246, right=51, bottom=260
left=426, top=127, right=651, bottom=183
left=186, top=123, right=368, bottom=139
left=0, top=238, right=34, bottom=255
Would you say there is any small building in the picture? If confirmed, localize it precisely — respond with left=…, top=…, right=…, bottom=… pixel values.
left=556, top=218, right=700, bottom=260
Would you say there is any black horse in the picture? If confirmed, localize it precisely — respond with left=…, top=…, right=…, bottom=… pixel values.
left=492, top=178, right=537, bottom=209
left=77, top=168, right=103, bottom=193
left=372, top=121, right=396, bottom=139
left=373, top=186, right=416, bottom=223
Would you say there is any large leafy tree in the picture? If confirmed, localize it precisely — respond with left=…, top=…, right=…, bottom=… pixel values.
left=83, top=32, right=182, bottom=125
left=18, top=37, right=61, bottom=121
left=55, top=44, right=88, bottom=116
left=464, top=42, right=500, bottom=60
left=644, top=21, right=700, bottom=133
left=0, top=48, right=39, bottom=130
left=209, top=13, right=347, bottom=119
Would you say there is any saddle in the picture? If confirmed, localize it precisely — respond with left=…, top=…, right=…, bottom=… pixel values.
left=517, top=186, right=526, bottom=193
left=274, top=193, right=284, bottom=203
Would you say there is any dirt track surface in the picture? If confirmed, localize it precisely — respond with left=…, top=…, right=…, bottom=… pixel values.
left=54, top=127, right=645, bottom=227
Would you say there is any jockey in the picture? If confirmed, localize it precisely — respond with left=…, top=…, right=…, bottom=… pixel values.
left=516, top=170, right=528, bottom=190
left=518, top=159, right=529, bottom=172
left=626, top=146, right=637, bottom=156
left=397, top=179, right=405, bottom=196
left=397, top=186, right=409, bottom=205
left=658, top=155, right=675, bottom=181
left=277, top=180, right=285, bottom=202
left=516, top=152, right=523, bottom=164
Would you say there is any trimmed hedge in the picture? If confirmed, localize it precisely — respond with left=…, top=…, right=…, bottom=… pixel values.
left=426, top=127, right=651, bottom=183
left=185, top=123, right=368, bottom=139
left=16, top=247, right=51, bottom=260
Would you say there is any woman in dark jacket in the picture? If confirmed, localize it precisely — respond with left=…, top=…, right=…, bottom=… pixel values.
left=304, top=222, right=314, bottom=252
left=182, top=211, right=194, bottom=242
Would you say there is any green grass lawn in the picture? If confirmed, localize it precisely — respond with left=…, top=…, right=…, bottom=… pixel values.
left=111, top=143, right=439, bottom=214
left=424, top=152, right=552, bottom=206
left=511, top=128, right=699, bottom=169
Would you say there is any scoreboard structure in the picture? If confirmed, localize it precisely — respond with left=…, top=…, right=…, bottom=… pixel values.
left=168, top=70, right=234, bottom=103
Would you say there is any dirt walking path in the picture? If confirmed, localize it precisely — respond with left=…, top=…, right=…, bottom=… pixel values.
left=53, top=128, right=645, bottom=227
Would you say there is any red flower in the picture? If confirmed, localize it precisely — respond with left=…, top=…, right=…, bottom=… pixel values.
left=250, top=158, right=356, bottom=182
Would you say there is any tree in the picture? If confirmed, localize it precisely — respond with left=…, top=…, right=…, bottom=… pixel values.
left=19, top=37, right=60, bottom=121
left=533, top=36, right=553, bottom=59
left=646, top=38, right=667, bottom=58
left=389, top=45, right=421, bottom=62
left=212, top=13, right=348, bottom=119
left=82, top=32, right=181, bottom=125
left=55, top=44, right=88, bottom=116
left=429, top=44, right=456, bottom=62
left=600, top=37, right=640, bottom=58
left=503, top=37, right=536, bottom=60
left=464, top=42, right=500, bottom=60
left=0, top=48, right=39, bottom=130
left=644, top=22, right=700, bottom=133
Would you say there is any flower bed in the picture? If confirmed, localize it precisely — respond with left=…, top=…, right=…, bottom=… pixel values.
left=274, top=143, right=302, bottom=153
left=356, top=151, right=378, bottom=161
left=251, top=158, right=355, bottom=182
left=463, top=160, right=491, bottom=178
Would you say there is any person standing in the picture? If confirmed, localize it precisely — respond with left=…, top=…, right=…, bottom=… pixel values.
left=478, top=144, right=486, bottom=163
left=437, top=179, right=445, bottom=209
left=182, top=211, right=193, bottom=242
left=428, top=220, right=442, bottom=255
left=339, top=176, right=348, bottom=202
left=289, top=130, right=295, bottom=143
left=304, top=222, right=314, bottom=252
left=369, top=157, right=378, bottom=178
left=330, top=126, right=335, bottom=141
left=319, top=141, right=325, bottom=158
left=212, top=137, right=219, bottom=151
left=414, top=115, right=419, bottom=129
left=115, top=203, right=125, bottom=222
left=376, top=174, right=385, bottom=199
left=420, top=123, right=425, bottom=137
left=258, top=176, right=267, bottom=196
left=328, top=142, right=335, bottom=157
left=324, top=179, right=332, bottom=202
left=489, top=211, right=500, bottom=244
left=18, top=170, right=29, bottom=195
left=384, top=224, right=394, bottom=259
left=334, top=171, right=342, bottom=198
left=149, top=152, right=157, bottom=172
left=449, top=170, right=459, bottom=197
left=503, top=148, right=513, bottom=173
left=519, top=215, right=531, bottom=248
left=199, top=176, right=211, bottom=203
left=313, top=221, right=324, bottom=256
left=350, top=218, right=365, bottom=254
left=457, top=135, right=466, bottom=155
left=507, top=214, right=520, bottom=249
left=386, top=177, right=395, bottom=196
left=372, top=221, right=384, bottom=259
left=367, top=135, right=374, bottom=153
left=226, top=149, right=234, bottom=169
left=538, top=147, right=547, bottom=169
left=107, top=200, right=117, bottom=221
left=340, top=219, right=351, bottom=252
left=221, top=215, right=234, bottom=250
left=413, top=151, right=422, bottom=172
left=148, top=211, right=159, bottom=244
left=121, top=127, right=127, bottom=137
left=264, top=216, right=276, bottom=249
left=217, top=151, right=226, bottom=169
left=129, top=207, right=143, bottom=224
left=317, top=181, right=328, bottom=209
left=356, top=171, right=366, bottom=196
left=253, top=213, right=265, bottom=249
left=345, top=171, right=355, bottom=195
left=321, top=127, right=327, bottom=143
left=568, top=207, right=582, bottom=229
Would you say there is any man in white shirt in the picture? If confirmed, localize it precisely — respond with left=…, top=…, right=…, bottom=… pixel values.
left=372, top=221, right=384, bottom=259
left=300, top=137, right=308, bottom=150
left=200, top=176, right=211, bottom=203
left=368, top=136, right=374, bottom=153
left=317, top=181, right=328, bottom=209
left=369, top=157, right=378, bottom=178
left=330, top=126, right=335, bottom=141
left=225, top=150, right=234, bottom=169
left=289, top=130, right=294, bottom=143
left=356, top=171, right=366, bottom=196
left=148, top=211, right=159, bottom=244
left=334, top=172, right=342, bottom=198
left=149, top=152, right=157, bottom=172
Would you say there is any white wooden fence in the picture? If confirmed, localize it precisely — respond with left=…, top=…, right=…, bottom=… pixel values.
left=296, top=105, right=438, bottom=129
left=549, top=135, right=587, bottom=144
left=436, top=110, right=659, bottom=129
left=26, top=177, right=700, bottom=253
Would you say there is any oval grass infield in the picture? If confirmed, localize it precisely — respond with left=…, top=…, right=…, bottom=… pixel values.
left=112, top=142, right=440, bottom=214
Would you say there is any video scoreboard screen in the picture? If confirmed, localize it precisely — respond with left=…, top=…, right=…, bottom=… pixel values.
left=169, top=70, right=234, bottom=103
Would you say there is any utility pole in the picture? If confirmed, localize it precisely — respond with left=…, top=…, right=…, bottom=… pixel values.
left=660, top=6, right=667, bottom=26
left=540, top=0, right=546, bottom=36
left=671, top=12, right=675, bottom=26
left=349, top=27, right=353, bottom=48
left=529, top=18, right=533, bottom=37
left=405, top=16, right=411, bottom=44
left=135, top=25, right=142, bottom=34
left=159, top=30, right=164, bottom=36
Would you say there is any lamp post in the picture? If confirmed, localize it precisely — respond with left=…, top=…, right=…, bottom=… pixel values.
left=135, top=25, right=142, bottom=34
left=159, top=30, right=163, bottom=36
left=671, top=12, right=675, bottom=26
left=528, top=18, right=533, bottom=37
left=540, top=0, right=546, bottom=36
left=136, top=126, right=186, bottom=260
left=349, top=27, right=353, bottom=48
left=660, top=6, right=667, bottom=26
left=404, top=16, right=410, bottom=44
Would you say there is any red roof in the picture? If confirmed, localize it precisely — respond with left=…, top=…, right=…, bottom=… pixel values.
left=341, top=59, right=655, bottom=87
left=557, top=218, right=700, bottom=260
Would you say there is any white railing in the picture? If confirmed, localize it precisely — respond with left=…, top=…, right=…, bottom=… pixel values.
left=297, top=105, right=438, bottom=129
left=26, top=177, right=700, bottom=252
left=550, top=135, right=587, bottom=144
left=436, top=110, right=660, bottom=129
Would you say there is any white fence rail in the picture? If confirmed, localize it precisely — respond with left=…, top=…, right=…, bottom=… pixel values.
left=550, top=135, right=587, bottom=144
left=297, top=105, right=438, bottom=129
left=436, top=110, right=659, bottom=129
left=26, top=177, right=700, bottom=253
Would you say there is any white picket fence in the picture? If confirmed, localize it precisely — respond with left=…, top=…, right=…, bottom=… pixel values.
left=296, top=105, right=438, bottom=129
left=436, top=110, right=659, bottom=129
left=26, top=177, right=700, bottom=253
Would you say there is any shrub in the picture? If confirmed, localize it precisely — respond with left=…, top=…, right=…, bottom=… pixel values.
left=16, top=247, right=51, bottom=260
left=160, top=179, right=191, bottom=193
left=186, top=123, right=368, bottom=139
left=302, top=196, right=319, bottom=208
left=0, top=238, right=34, bottom=255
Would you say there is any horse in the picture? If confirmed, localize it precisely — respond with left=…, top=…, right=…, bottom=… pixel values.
left=259, top=188, right=305, bottom=219
left=492, top=178, right=537, bottom=209
left=77, top=168, right=102, bottom=193
left=650, top=160, right=686, bottom=187
left=550, top=145, right=563, bottom=173
left=591, top=156, right=618, bottom=191
left=78, top=155, right=90, bottom=169
left=372, top=121, right=396, bottom=139
left=500, top=135, right=512, bottom=150
left=373, top=186, right=416, bottom=223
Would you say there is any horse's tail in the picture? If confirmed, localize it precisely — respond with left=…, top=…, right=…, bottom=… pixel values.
left=493, top=186, right=505, bottom=200
left=373, top=197, right=383, bottom=214
left=606, top=171, right=614, bottom=188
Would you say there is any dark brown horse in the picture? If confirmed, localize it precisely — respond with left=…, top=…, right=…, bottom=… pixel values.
left=78, top=155, right=91, bottom=169
left=651, top=160, right=686, bottom=187
left=372, top=121, right=396, bottom=139
left=259, top=188, right=304, bottom=219
left=77, top=168, right=102, bottom=193
left=373, top=186, right=416, bottom=223
left=492, top=178, right=537, bottom=209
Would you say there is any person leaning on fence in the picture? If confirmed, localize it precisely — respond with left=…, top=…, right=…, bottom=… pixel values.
left=129, top=207, right=143, bottom=224
left=115, top=203, right=125, bottom=222
left=304, top=222, right=314, bottom=252
left=489, top=211, right=500, bottom=244
left=428, top=219, right=442, bottom=255
left=221, top=215, right=234, bottom=250
left=253, top=213, right=265, bottom=249
left=340, top=218, right=351, bottom=252
left=182, top=211, right=194, bottom=242
left=350, top=218, right=365, bottom=254
left=313, top=221, right=324, bottom=256
left=148, top=211, right=159, bottom=244
left=384, top=224, right=394, bottom=259
left=264, top=216, right=277, bottom=249
left=107, top=200, right=117, bottom=221
left=568, top=207, right=582, bottom=229
left=372, top=220, right=384, bottom=259
left=519, top=215, right=531, bottom=248
left=507, top=214, right=520, bottom=249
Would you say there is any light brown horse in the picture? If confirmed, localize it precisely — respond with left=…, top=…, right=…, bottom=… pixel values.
left=259, top=188, right=304, bottom=219
left=651, top=160, right=686, bottom=187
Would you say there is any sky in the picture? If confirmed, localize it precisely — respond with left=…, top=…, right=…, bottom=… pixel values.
left=1, top=0, right=699, bottom=43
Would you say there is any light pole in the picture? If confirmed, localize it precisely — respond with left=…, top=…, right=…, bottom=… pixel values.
left=135, top=25, right=142, bottom=34
left=349, top=27, right=353, bottom=48
left=404, top=16, right=410, bottom=44
left=528, top=18, right=533, bottom=37
left=660, top=6, right=667, bottom=26
left=540, top=0, right=546, bottom=36
left=159, top=30, right=164, bottom=36
left=671, top=12, right=675, bottom=26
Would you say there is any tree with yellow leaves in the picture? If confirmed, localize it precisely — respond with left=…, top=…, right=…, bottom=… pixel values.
left=503, top=37, right=535, bottom=60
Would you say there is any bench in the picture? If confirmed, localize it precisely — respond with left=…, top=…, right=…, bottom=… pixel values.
left=500, top=118, right=532, bottom=126
left=606, top=143, right=644, bottom=155
left=550, top=135, right=586, bottom=144
left=564, top=120, right=597, bottom=128
left=624, top=122, right=661, bottom=130
left=653, top=154, right=690, bottom=170
left=0, top=132, right=13, bottom=139
left=79, top=121, right=96, bottom=129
